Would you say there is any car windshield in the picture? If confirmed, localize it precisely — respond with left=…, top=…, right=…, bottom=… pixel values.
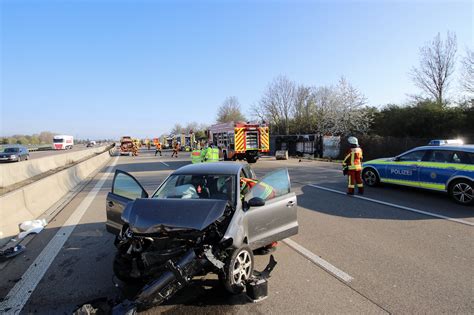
left=4, top=148, right=19, bottom=153
left=53, top=138, right=64, bottom=143
left=153, top=174, right=236, bottom=205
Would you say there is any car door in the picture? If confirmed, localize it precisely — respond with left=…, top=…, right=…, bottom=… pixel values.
left=419, top=150, right=462, bottom=190
left=385, top=150, right=427, bottom=187
left=244, top=168, right=298, bottom=249
left=106, top=170, right=148, bottom=234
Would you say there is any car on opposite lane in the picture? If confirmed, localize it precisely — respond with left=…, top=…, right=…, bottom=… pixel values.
left=362, top=145, right=474, bottom=205
left=0, top=145, right=30, bottom=162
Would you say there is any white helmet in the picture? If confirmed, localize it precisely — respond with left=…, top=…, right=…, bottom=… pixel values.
left=348, top=136, right=358, bottom=145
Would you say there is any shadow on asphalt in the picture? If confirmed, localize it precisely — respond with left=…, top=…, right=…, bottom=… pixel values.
left=297, top=183, right=474, bottom=221
left=2, top=219, right=254, bottom=314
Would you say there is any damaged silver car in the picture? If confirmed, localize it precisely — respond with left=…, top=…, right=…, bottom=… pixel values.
left=105, top=162, right=298, bottom=311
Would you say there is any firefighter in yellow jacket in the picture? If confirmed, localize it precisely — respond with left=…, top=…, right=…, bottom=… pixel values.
left=342, top=136, right=363, bottom=195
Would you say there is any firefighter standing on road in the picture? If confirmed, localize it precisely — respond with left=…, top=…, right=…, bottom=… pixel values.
left=154, top=142, right=162, bottom=156
left=132, top=142, right=139, bottom=156
left=171, top=142, right=180, bottom=158
left=342, top=136, right=363, bottom=195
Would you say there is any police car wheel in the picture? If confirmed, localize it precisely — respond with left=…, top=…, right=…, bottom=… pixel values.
left=362, top=168, right=379, bottom=187
left=449, top=180, right=473, bottom=205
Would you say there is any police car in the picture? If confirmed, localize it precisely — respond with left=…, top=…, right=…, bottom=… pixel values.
left=362, top=141, right=474, bottom=205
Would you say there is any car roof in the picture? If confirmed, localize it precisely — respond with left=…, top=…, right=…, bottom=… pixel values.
left=3, top=145, right=26, bottom=149
left=173, top=162, right=247, bottom=175
left=411, top=145, right=474, bottom=153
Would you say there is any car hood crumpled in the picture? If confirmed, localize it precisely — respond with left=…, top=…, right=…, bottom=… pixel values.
left=122, top=198, right=229, bottom=234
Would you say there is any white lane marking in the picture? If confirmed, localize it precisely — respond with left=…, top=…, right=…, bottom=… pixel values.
left=308, top=184, right=474, bottom=227
left=160, top=161, right=170, bottom=167
left=283, top=238, right=353, bottom=283
left=0, top=156, right=119, bottom=313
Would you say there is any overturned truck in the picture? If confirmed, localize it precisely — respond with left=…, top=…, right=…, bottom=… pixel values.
left=105, top=163, right=298, bottom=311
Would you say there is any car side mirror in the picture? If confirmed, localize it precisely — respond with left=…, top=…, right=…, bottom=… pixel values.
left=248, top=197, right=265, bottom=207
left=394, top=156, right=400, bottom=162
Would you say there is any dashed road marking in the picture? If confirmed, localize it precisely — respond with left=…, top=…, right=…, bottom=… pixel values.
left=0, top=156, right=119, bottom=314
left=160, top=161, right=170, bottom=167
left=308, top=184, right=474, bottom=227
left=283, top=238, right=353, bottom=283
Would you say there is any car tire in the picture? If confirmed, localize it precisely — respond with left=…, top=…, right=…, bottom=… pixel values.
left=449, top=179, right=473, bottom=205
left=362, top=168, right=380, bottom=187
left=221, top=246, right=254, bottom=294
left=246, top=156, right=256, bottom=164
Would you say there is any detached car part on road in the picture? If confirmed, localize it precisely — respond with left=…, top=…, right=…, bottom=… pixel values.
left=105, top=162, right=298, bottom=311
left=362, top=145, right=474, bottom=205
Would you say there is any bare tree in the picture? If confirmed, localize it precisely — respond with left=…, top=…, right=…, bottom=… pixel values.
left=216, top=96, right=246, bottom=123
left=410, top=32, right=457, bottom=104
left=313, top=86, right=338, bottom=135
left=333, top=77, right=369, bottom=135
left=170, top=123, right=185, bottom=135
left=313, top=77, right=370, bottom=136
left=292, top=85, right=316, bottom=133
left=460, top=48, right=474, bottom=95
left=258, top=76, right=296, bottom=134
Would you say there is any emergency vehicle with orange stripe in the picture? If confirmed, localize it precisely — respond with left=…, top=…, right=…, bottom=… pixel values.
left=207, top=121, right=270, bottom=163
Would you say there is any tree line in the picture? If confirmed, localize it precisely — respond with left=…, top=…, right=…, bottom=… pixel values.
left=0, top=131, right=57, bottom=145
left=214, top=31, right=473, bottom=140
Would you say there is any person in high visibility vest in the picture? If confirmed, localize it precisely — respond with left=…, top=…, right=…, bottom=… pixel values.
left=171, top=142, right=180, bottom=158
left=131, top=142, right=139, bottom=156
left=342, top=136, right=364, bottom=195
left=240, top=177, right=277, bottom=253
left=190, top=149, right=202, bottom=163
left=203, top=144, right=213, bottom=162
left=211, top=146, right=219, bottom=162
left=154, top=142, right=162, bottom=156
left=240, top=177, right=275, bottom=200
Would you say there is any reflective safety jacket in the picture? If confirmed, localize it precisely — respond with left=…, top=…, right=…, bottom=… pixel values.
left=240, top=177, right=258, bottom=195
left=343, top=147, right=363, bottom=171
left=240, top=178, right=274, bottom=200
left=203, top=147, right=219, bottom=162
left=211, top=148, right=219, bottom=161
left=190, top=150, right=202, bottom=164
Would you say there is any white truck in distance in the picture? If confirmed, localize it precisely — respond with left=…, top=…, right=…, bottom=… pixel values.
left=53, top=135, right=74, bottom=150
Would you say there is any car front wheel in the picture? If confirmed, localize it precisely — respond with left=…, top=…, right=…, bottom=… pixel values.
left=221, top=246, right=254, bottom=294
left=449, top=179, right=473, bottom=205
left=362, top=168, right=380, bottom=187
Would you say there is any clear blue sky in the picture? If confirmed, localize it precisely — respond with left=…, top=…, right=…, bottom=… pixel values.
left=1, top=0, right=472, bottom=139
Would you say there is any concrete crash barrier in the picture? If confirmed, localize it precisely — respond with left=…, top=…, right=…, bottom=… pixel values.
left=0, top=150, right=112, bottom=246
left=0, top=145, right=111, bottom=188
left=275, top=150, right=289, bottom=160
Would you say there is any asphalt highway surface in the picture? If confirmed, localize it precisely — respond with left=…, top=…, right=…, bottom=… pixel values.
left=0, top=149, right=472, bottom=314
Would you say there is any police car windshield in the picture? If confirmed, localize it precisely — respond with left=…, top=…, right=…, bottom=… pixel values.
left=153, top=174, right=236, bottom=204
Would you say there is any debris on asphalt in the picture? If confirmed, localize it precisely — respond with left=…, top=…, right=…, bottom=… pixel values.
left=18, top=219, right=47, bottom=239
left=246, top=254, right=277, bottom=302
left=0, top=244, right=26, bottom=262
left=73, top=304, right=99, bottom=315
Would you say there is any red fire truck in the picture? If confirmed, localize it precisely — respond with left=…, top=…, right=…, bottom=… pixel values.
left=207, top=121, right=269, bottom=163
